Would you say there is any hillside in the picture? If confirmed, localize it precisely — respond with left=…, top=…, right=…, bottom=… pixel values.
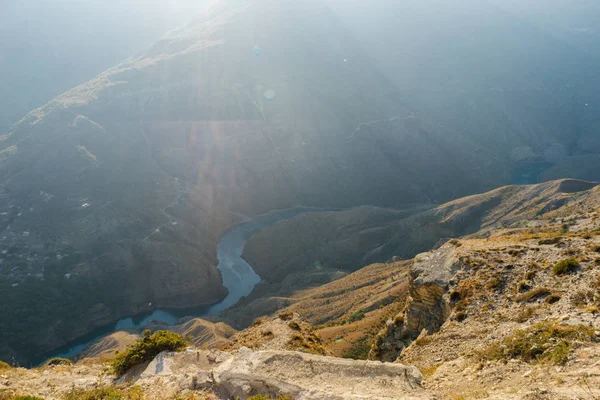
left=243, top=180, right=600, bottom=281
left=330, top=0, right=600, bottom=183
left=2, top=179, right=600, bottom=398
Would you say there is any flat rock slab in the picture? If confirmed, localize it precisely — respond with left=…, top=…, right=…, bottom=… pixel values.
left=211, top=348, right=427, bottom=399
left=138, top=348, right=427, bottom=399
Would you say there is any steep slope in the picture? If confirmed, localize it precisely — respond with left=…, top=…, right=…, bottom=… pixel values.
left=379, top=227, right=600, bottom=398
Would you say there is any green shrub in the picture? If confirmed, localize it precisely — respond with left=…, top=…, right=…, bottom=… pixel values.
left=348, top=309, right=365, bottom=323
left=342, top=336, right=372, bottom=360
left=0, top=360, right=11, bottom=369
left=515, top=287, right=551, bottom=303
left=545, top=294, right=562, bottom=304
left=288, top=321, right=301, bottom=331
left=538, top=237, right=562, bottom=245
left=62, top=385, right=144, bottom=400
left=486, top=277, right=502, bottom=291
left=45, top=357, right=72, bottom=366
left=278, top=312, right=294, bottom=321
left=478, top=321, right=596, bottom=365
left=517, top=281, right=531, bottom=292
left=109, top=330, right=188, bottom=377
left=552, top=258, right=580, bottom=276
left=14, top=397, right=46, bottom=400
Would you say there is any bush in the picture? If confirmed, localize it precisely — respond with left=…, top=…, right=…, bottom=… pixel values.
left=525, top=270, right=537, bottom=280
left=45, top=357, right=72, bottom=366
left=538, top=237, right=562, bottom=245
left=570, top=289, right=595, bottom=307
left=517, top=281, right=531, bottom=293
left=486, top=277, right=502, bottom=291
left=515, top=287, right=551, bottom=303
left=286, top=334, right=325, bottom=355
left=63, top=385, right=144, bottom=400
left=0, top=396, right=46, bottom=400
left=449, top=290, right=461, bottom=301
left=454, top=311, right=467, bottom=322
left=278, top=312, right=294, bottom=321
left=348, top=309, right=365, bottom=323
left=110, top=330, right=188, bottom=376
left=0, top=360, right=11, bottom=370
left=552, top=258, right=580, bottom=276
left=14, top=397, right=46, bottom=400
left=514, top=306, right=537, bottom=323
left=288, top=321, right=301, bottom=331
left=545, top=294, right=562, bottom=304
left=478, top=321, right=596, bottom=365
left=342, top=335, right=372, bottom=360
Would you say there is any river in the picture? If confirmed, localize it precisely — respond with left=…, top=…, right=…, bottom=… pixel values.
left=34, top=207, right=329, bottom=365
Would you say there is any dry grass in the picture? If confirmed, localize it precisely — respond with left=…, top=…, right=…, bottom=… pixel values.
left=477, top=321, right=597, bottom=365
left=515, top=287, right=551, bottom=303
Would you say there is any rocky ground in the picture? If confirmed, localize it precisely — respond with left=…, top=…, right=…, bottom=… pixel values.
left=0, top=315, right=425, bottom=399
left=369, top=181, right=600, bottom=399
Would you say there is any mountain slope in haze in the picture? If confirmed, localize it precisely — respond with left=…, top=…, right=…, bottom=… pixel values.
left=329, top=0, right=600, bottom=182
left=490, top=0, right=600, bottom=59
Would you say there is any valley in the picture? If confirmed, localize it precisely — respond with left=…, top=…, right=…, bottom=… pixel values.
left=33, top=207, right=333, bottom=364
left=2, top=178, right=600, bottom=399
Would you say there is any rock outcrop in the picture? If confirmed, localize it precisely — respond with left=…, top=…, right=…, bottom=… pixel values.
left=371, top=244, right=459, bottom=362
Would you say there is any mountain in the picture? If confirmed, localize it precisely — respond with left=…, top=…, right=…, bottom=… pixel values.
left=0, top=0, right=501, bottom=363
left=329, top=0, right=600, bottom=182
left=2, top=0, right=600, bottom=364
left=490, top=0, right=600, bottom=59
